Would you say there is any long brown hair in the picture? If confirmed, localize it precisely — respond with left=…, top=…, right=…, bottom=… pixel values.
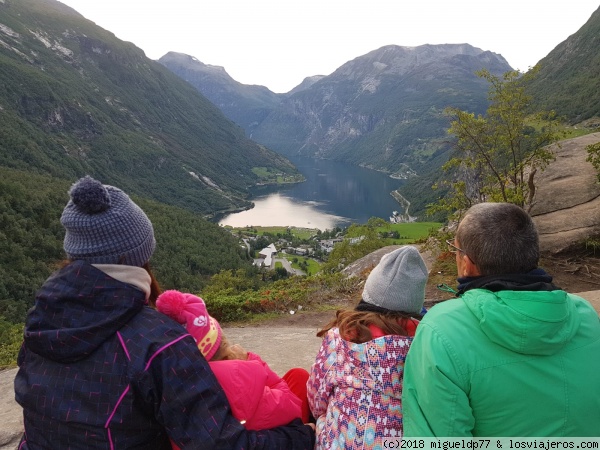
left=317, top=309, right=420, bottom=344
left=211, top=335, right=232, bottom=361
left=143, top=262, right=162, bottom=308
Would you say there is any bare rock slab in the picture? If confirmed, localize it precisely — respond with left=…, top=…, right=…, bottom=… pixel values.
left=531, top=132, right=600, bottom=254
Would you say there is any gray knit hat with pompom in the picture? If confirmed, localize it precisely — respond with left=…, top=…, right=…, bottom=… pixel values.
left=61, top=176, right=156, bottom=267
left=359, top=246, right=428, bottom=315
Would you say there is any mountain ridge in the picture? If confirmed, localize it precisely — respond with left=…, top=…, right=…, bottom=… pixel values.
left=0, top=0, right=301, bottom=217
left=526, top=4, right=600, bottom=123
left=161, top=43, right=512, bottom=180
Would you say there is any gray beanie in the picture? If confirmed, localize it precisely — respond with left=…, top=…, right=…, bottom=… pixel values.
left=360, top=246, right=427, bottom=315
left=61, top=176, right=156, bottom=267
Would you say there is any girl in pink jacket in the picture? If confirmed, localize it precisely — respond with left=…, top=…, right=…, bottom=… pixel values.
left=156, top=290, right=309, bottom=436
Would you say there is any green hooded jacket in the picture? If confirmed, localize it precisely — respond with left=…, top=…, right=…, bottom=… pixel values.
left=402, top=287, right=600, bottom=436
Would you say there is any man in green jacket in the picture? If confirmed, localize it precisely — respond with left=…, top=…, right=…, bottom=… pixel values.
left=402, top=202, right=600, bottom=437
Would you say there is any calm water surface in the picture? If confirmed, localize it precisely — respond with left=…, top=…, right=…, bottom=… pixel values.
left=218, top=157, right=406, bottom=230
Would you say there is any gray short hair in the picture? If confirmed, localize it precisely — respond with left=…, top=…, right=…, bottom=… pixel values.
left=456, top=203, right=539, bottom=275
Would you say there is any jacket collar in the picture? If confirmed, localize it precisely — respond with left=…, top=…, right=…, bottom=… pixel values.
left=456, top=268, right=559, bottom=296
left=92, top=264, right=151, bottom=300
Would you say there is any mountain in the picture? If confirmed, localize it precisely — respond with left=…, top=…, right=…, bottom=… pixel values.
left=161, top=44, right=512, bottom=177
left=287, top=75, right=326, bottom=95
left=526, top=5, right=600, bottom=124
left=158, top=52, right=283, bottom=138
left=157, top=54, right=325, bottom=132
left=0, top=0, right=301, bottom=217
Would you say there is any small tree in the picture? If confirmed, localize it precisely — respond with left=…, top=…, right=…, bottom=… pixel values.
left=586, top=142, right=600, bottom=183
left=428, top=68, right=563, bottom=218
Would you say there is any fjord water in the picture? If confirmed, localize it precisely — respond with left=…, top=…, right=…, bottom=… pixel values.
left=218, top=157, right=406, bottom=230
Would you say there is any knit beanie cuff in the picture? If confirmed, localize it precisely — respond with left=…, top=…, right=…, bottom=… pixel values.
left=355, top=299, right=396, bottom=314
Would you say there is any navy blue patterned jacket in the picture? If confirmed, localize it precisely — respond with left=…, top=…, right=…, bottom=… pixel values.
left=15, top=261, right=314, bottom=449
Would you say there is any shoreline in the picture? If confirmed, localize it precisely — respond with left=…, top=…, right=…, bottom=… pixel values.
left=209, top=177, right=307, bottom=223
left=390, top=189, right=417, bottom=222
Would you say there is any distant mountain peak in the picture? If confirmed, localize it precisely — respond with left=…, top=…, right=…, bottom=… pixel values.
left=333, top=43, right=510, bottom=79
left=160, top=51, right=231, bottom=76
left=160, top=40, right=513, bottom=186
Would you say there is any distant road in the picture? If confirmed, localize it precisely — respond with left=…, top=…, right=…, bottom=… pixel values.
left=274, top=257, right=305, bottom=276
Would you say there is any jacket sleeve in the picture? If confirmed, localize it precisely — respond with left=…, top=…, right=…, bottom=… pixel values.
left=140, top=333, right=315, bottom=449
left=306, top=329, right=338, bottom=419
left=402, top=322, right=475, bottom=437
left=212, top=355, right=303, bottom=430
left=245, top=354, right=303, bottom=430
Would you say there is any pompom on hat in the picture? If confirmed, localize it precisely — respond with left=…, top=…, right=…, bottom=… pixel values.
left=60, top=176, right=156, bottom=267
left=357, top=246, right=428, bottom=315
left=156, top=290, right=223, bottom=361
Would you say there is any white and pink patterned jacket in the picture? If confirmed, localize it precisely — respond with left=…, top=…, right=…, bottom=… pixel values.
left=307, top=327, right=414, bottom=450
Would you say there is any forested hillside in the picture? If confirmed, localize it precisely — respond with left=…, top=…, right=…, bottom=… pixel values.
left=0, top=0, right=301, bottom=217
left=0, top=0, right=308, bottom=322
left=0, top=167, right=253, bottom=323
left=526, top=5, right=600, bottom=123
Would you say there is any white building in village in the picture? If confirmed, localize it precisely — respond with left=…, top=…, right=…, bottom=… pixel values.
left=255, top=243, right=277, bottom=268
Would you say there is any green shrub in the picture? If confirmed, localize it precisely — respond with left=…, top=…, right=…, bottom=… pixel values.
left=201, top=271, right=363, bottom=324
left=0, top=320, right=23, bottom=369
left=584, top=237, right=600, bottom=256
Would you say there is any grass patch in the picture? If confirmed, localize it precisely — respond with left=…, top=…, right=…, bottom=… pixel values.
left=387, top=222, right=442, bottom=237
left=232, top=225, right=319, bottom=239
left=288, top=227, right=319, bottom=240
left=584, top=237, right=600, bottom=256
left=252, top=167, right=305, bottom=184
left=376, top=222, right=442, bottom=245
left=425, top=250, right=459, bottom=303
left=526, top=118, right=599, bottom=140
left=282, top=253, right=322, bottom=275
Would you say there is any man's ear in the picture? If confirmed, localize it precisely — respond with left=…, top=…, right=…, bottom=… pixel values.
left=462, top=255, right=481, bottom=277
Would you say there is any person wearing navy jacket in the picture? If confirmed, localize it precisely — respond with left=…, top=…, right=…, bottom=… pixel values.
left=14, top=175, right=315, bottom=449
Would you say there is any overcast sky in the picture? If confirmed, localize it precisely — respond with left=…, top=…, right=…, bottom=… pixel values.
left=58, top=0, right=599, bottom=93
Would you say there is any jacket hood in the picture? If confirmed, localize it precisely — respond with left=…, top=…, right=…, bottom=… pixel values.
left=463, top=288, right=580, bottom=356
left=24, top=260, right=146, bottom=363
left=337, top=329, right=413, bottom=385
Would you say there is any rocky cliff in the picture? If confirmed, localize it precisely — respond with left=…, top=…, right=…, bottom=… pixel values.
left=531, top=132, right=600, bottom=254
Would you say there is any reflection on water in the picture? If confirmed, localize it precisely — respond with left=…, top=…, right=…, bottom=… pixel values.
left=218, top=157, right=407, bottom=230
left=218, top=193, right=348, bottom=230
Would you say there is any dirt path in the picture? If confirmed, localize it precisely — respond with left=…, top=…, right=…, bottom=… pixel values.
left=224, top=326, right=324, bottom=375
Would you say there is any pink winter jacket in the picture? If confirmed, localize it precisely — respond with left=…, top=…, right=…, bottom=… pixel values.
left=209, top=352, right=303, bottom=430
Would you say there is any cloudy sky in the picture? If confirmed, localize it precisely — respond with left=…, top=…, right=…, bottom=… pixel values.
left=58, top=0, right=599, bottom=93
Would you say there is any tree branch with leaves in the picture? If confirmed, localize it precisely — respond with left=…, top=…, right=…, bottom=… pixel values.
left=428, top=68, right=564, bottom=219
left=587, top=142, right=600, bottom=183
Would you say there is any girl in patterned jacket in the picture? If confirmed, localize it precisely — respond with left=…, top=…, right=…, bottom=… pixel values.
left=307, top=246, right=428, bottom=450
